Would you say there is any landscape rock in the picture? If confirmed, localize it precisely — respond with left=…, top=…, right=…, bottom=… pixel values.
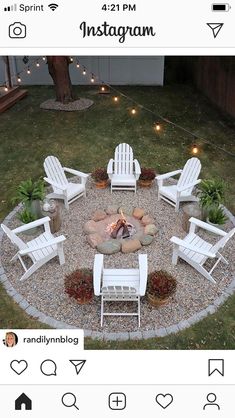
left=84, top=220, right=98, bottom=234
left=139, top=234, right=154, bottom=246
left=92, top=210, right=107, bottom=222
left=133, top=208, right=145, bottom=219
left=118, top=206, right=133, bottom=216
left=122, top=239, right=142, bottom=254
left=97, top=240, right=121, bottom=255
left=105, top=206, right=119, bottom=215
left=141, top=215, right=154, bottom=226
left=87, top=233, right=103, bottom=248
left=144, top=224, right=157, bottom=235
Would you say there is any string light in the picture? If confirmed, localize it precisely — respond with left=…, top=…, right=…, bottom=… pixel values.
left=113, top=96, right=119, bottom=102
left=192, top=144, right=199, bottom=155
left=155, top=122, right=161, bottom=132
left=27, top=67, right=31, bottom=75
left=131, top=107, right=137, bottom=115
left=82, top=67, right=86, bottom=75
left=70, top=57, right=74, bottom=63
left=76, top=61, right=80, bottom=68
left=91, top=74, right=95, bottom=83
left=101, top=85, right=106, bottom=92
left=4, top=85, right=8, bottom=92
left=36, top=61, right=40, bottom=67
left=42, top=56, right=46, bottom=61
left=17, top=75, right=22, bottom=83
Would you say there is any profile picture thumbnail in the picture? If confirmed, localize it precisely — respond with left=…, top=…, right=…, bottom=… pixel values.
left=3, top=332, right=18, bottom=347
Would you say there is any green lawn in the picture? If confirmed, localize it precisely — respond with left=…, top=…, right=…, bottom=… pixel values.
left=0, top=84, right=234, bottom=348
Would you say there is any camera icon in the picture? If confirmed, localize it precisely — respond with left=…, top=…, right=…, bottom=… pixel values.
left=9, top=22, right=26, bottom=39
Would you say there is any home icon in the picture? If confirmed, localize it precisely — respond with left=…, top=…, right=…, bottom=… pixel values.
left=15, top=393, right=32, bottom=410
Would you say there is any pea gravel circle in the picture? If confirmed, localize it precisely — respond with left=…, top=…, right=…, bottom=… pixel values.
left=0, top=178, right=235, bottom=341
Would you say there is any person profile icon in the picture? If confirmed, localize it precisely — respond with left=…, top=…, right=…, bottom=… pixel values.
left=203, top=393, right=220, bottom=410
left=3, top=332, right=18, bottom=347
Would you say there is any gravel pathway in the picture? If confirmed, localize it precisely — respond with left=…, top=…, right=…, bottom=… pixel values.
left=1, top=178, right=235, bottom=334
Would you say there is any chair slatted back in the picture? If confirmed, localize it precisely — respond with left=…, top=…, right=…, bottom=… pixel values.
left=1, top=224, right=27, bottom=251
left=44, top=156, right=68, bottom=188
left=211, top=228, right=235, bottom=254
left=114, top=143, right=134, bottom=175
left=177, top=158, right=201, bottom=194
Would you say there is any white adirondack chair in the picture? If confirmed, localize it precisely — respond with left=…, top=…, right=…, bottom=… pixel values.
left=170, top=217, right=235, bottom=284
left=107, top=143, right=141, bottom=193
left=93, top=254, right=148, bottom=326
left=1, top=217, right=66, bottom=281
left=156, top=158, right=201, bottom=211
left=44, top=156, right=88, bottom=210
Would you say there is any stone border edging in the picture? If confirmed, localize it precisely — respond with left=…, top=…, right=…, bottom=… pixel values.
left=0, top=203, right=235, bottom=341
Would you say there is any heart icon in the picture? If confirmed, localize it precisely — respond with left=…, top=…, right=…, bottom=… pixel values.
left=156, top=393, right=173, bottom=409
left=10, top=360, right=28, bottom=375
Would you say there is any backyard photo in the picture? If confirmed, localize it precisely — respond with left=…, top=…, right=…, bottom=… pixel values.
left=0, top=56, right=234, bottom=349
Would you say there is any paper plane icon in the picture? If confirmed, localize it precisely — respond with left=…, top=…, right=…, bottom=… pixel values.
left=69, top=360, right=86, bottom=375
left=207, top=23, right=224, bottom=38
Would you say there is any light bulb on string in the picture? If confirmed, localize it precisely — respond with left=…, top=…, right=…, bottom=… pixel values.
left=76, top=61, right=80, bottom=68
left=17, top=75, right=22, bottom=83
left=91, top=74, right=95, bottom=83
left=131, top=107, right=137, bottom=115
left=155, top=122, right=161, bottom=132
left=27, top=67, right=31, bottom=75
left=101, top=85, right=106, bottom=92
left=82, top=67, right=86, bottom=75
left=4, top=85, right=8, bottom=92
left=36, top=61, right=40, bottom=67
left=192, top=143, right=199, bottom=155
left=70, top=57, right=74, bottom=63
left=42, top=56, right=46, bottom=61
left=113, top=96, right=119, bottom=102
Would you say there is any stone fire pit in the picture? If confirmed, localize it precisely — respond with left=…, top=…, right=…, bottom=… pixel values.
left=84, top=206, right=157, bottom=254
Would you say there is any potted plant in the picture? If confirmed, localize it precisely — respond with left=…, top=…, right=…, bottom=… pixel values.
left=207, top=206, right=228, bottom=228
left=146, top=270, right=177, bottom=307
left=198, top=179, right=225, bottom=210
left=13, top=178, right=45, bottom=218
left=91, top=168, right=109, bottom=189
left=17, top=207, right=39, bottom=235
left=64, top=268, right=93, bottom=304
left=198, top=179, right=227, bottom=226
left=138, top=167, right=156, bottom=187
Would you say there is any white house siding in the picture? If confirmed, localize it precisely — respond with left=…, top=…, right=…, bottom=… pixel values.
left=0, top=56, right=164, bottom=86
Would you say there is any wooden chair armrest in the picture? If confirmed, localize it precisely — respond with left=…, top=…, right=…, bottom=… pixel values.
left=19, top=235, right=66, bottom=255
left=63, top=167, right=89, bottom=178
left=107, top=159, right=114, bottom=176
left=189, top=217, right=227, bottom=236
left=170, top=236, right=216, bottom=258
left=156, top=169, right=182, bottom=181
left=13, top=217, right=51, bottom=234
left=134, top=159, right=141, bottom=177
left=93, top=254, right=104, bottom=296
left=138, top=254, right=148, bottom=296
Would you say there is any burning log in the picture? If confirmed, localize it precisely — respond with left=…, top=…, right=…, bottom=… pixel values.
left=110, top=218, right=130, bottom=239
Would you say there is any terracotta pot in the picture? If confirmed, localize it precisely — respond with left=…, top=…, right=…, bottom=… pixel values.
left=138, top=179, right=154, bottom=188
left=95, top=180, right=109, bottom=189
left=147, top=292, right=170, bottom=308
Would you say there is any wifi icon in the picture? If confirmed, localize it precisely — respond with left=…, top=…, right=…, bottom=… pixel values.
left=48, top=3, right=59, bottom=11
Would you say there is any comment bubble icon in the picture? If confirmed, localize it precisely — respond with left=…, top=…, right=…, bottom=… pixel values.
left=40, top=359, right=57, bottom=376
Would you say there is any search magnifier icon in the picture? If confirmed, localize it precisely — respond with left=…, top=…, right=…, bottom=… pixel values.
left=61, top=392, right=79, bottom=410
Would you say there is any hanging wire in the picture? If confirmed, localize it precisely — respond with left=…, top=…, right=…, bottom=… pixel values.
left=1, top=55, right=234, bottom=158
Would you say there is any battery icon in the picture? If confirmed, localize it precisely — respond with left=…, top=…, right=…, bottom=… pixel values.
left=212, top=3, right=231, bottom=11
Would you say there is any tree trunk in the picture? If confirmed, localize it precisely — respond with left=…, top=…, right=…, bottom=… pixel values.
left=47, top=56, right=75, bottom=103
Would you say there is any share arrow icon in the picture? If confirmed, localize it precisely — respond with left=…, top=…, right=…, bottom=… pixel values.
left=207, top=23, right=224, bottom=38
left=69, top=360, right=86, bottom=375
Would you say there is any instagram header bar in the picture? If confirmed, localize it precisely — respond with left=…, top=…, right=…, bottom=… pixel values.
left=0, top=0, right=235, bottom=54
